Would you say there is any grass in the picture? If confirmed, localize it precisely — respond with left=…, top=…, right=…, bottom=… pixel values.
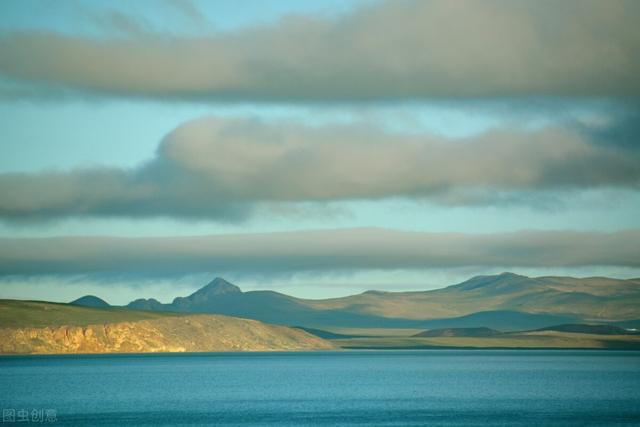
left=0, top=299, right=185, bottom=328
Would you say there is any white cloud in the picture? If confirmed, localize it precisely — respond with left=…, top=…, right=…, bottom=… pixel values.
left=1, top=116, right=638, bottom=221
left=0, top=0, right=638, bottom=101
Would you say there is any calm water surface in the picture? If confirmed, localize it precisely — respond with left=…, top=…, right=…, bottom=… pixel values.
left=1, top=350, right=639, bottom=426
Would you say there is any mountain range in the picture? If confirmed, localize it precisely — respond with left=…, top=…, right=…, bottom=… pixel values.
left=71, top=272, right=640, bottom=331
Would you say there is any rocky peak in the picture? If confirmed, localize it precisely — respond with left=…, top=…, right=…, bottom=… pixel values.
left=173, top=278, right=242, bottom=307
left=196, top=278, right=242, bottom=296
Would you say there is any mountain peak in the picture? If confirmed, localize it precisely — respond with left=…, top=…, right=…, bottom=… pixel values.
left=171, top=278, right=241, bottom=308
left=191, top=277, right=241, bottom=298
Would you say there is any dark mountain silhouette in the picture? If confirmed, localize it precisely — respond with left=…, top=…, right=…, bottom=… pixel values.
left=70, top=295, right=110, bottom=308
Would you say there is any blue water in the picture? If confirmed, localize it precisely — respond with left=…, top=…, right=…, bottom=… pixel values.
left=1, top=350, right=639, bottom=426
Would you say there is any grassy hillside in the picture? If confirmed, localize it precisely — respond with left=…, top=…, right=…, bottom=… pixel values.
left=299, top=273, right=640, bottom=321
left=0, top=299, right=185, bottom=328
left=0, top=300, right=333, bottom=354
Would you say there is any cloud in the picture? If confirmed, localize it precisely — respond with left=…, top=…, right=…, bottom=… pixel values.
left=0, top=0, right=638, bottom=101
left=0, top=228, right=638, bottom=278
left=1, top=116, right=639, bottom=221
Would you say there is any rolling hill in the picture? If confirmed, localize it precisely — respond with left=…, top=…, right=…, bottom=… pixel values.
left=302, top=272, right=640, bottom=321
left=75, top=273, right=640, bottom=331
left=0, top=300, right=333, bottom=354
left=70, top=295, right=110, bottom=308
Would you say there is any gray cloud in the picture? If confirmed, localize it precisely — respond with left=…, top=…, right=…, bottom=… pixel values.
left=0, top=0, right=638, bottom=101
left=0, top=228, right=638, bottom=277
left=1, top=116, right=639, bottom=221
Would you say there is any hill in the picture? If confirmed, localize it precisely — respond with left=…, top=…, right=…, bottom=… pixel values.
left=126, top=277, right=404, bottom=328
left=114, top=273, right=640, bottom=330
left=304, top=272, right=640, bottom=322
left=70, top=295, right=110, bottom=308
left=0, top=300, right=333, bottom=354
left=0, top=299, right=183, bottom=328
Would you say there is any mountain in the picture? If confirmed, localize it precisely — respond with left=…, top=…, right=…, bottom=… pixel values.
left=0, top=300, right=333, bottom=354
left=2, top=299, right=185, bottom=328
left=119, top=273, right=640, bottom=330
left=70, top=295, right=110, bottom=308
left=173, top=277, right=242, bottom=310
left=299, top=272, right=640, bottom=322
left=128, top=277, right=241, bottom=312
left=129, top=287, right=393, bottom=328
left=3, top=298, right=638, bottom=353
left=413, top=327, right=501, bottom=337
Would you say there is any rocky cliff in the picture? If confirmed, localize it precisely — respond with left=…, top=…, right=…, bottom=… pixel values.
left=0, top=314, right=334, bottom=354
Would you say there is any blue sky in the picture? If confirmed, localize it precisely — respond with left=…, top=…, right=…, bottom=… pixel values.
left=0, top=0, right=376, bottom=35
left=0, top=0, right=639, bottom=303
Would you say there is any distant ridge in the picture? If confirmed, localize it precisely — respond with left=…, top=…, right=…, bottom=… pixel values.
left=448, top=272, right=547, bottom=294
left=118, top=273, right=640, bottom=330
left=70, top=295, right=110, bottom=308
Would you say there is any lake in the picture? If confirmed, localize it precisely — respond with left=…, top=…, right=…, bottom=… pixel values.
left=1, top=350, right=639, bottom=426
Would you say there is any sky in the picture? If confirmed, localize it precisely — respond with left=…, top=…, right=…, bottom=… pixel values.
left=0, top=0, right=639, bottom=304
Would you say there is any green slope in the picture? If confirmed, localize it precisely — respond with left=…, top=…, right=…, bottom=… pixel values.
left=0, top=299, right=185, bottom=328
